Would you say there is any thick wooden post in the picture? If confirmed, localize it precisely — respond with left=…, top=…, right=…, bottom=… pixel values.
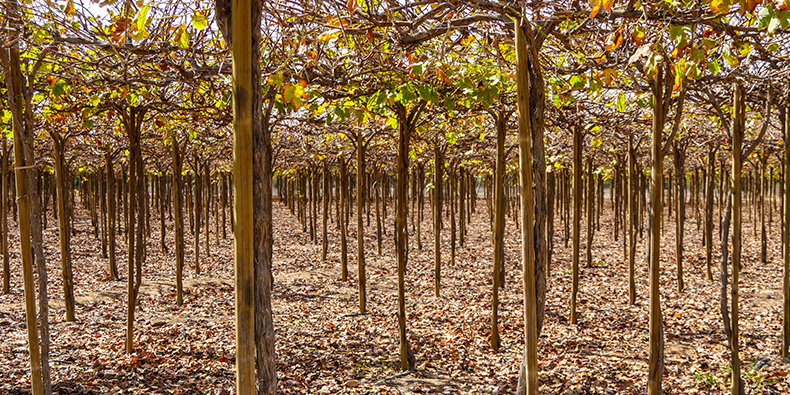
left=514, top=19, right=538, bottom=395
left=648, top=67, right=665, bottom=395
left=357, top=132, right=366, bottom=313
left=5, top=44, right=45, bottom=395
left=706, top=149, right=716, bottom=282
left=194, top=157, right=202, bottom=274
left=230, top=0, right=256, bottom=391
left=125, top=119, right=137, bottom=355
left=106, top=153, right=117, bottom=280
left=170, top=136, right=184, bottom=306
left=395, top=106, right=415, bottom=372
left=53, top=138, right=75, bottom=322
left=783, top=106, right=790, bottom=359
left=340, top=157, right=348, bottom=281
left=586, top=157, right=594, bottom=268
left=1, top=138, right=8, bottom=294
left=760, top=155, right=767, bottom=265
left=628, top=135, right=636, bottom=305
left=674, top=145, right=685, bottom=293
left=491, top=110, right=506, bottom=349
left=433, top=144, right=442, bottom=297
left=571, top=124, right=582, bottom=322
left=731, top=82, right=744, bottom=395
left=322, top=159, right=329, bottom=262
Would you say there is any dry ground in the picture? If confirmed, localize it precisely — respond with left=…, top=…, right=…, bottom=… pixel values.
left=1, top=191, right=790, bottom=394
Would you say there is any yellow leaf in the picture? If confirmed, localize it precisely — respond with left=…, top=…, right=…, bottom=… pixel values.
left=318, top=30, right=341, bottom=43
left=590, top=0, right=602, bottom=17
left=710, top=0, right=730, bottom=13
left=631, top=28, right=646, bottom=45
left=606, top=29, right=623, bottom=51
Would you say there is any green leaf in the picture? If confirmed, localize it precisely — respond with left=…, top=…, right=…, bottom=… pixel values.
left=669, top=25, right=690, bottom=48
left=707, top=59, right=721, bottom=74
left=443, top=96, right=455, bottom=111
left=385, top=115, right=398, bottom=130
left=397, top=83, right=416, bottom=104
left=376, top=90, right=387, bottom=106
left=569, top=75, right=586, bottom=90
left=701, top=37, right=717, bottom=51
left=51, top=80, right=68, bottom=97
left=410, top=63, right=424, bottom=78
left=283, top=84, right=296, bottom=103
left=616, top=91, right=626, bottom=111
left=417, top=84, right=431, bottom=102
left=444, top=131, right=456, bottom=146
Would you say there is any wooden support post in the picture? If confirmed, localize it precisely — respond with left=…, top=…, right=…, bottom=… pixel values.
left=357, top=132, right=366, bottom=313
left=571, top=124, right=581, bottom=322
left=783, top=106, right=790, bottom=359
left=730, top=82, right=744, bottom=395
left=628, top=135, right=636, bottom=305
left=514, top=19, right=538, bottom=395
left=648, top=67, right=665, bottom=395
left=230, top=0, right=256, bottom=391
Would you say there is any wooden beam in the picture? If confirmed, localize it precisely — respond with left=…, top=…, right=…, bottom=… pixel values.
left=230, top=0, right=255, bottom=392
left=514, top=17, right=538, bottom=395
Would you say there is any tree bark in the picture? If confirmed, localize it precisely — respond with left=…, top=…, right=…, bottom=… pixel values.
left=730, top=82, right=745, bottom=395
left=782, top=106, right=790, bottom=359
left=571, top=124, right=582, bottom=322
left=3, top=37, right=49, bottom=395
left=159, top=174, right=167, bottom=254
left=705, top=148, right=716, bottom=282
left=514, top=20, right=538, bottom=395
left=107, top=153, right=118, bottom=280
left=340, top=157, right=348, bottom=281
left=395, top=104, right=418, bottom=372
left=194, top=157, right=202, bottom=274
left=53, top=136, right=75, bottom=321
left=2, top=139, right=9, bottom=294
left=100, top=168, right=108, bottom=260
left=322, top=159, right=329, bottom=262
left=674, top=144, right=685, bottom=293
left=586, top=157, right=594, bottom=268
left=375, top=170, right=382, bottom=255
left=760, top=155, right=767, bottom=265
left=356, top=132, right=366, bottom=313
left=628, top=136, right=636, bottom=305
left=491, top=110, right=507, bottom=349
left=170, top=136, right=184, bottom=306
left=647, top=67, right=665, bottom=395
left=123, top=107, right=146, bottom=355
left=433, top=144, right=442, bottom=297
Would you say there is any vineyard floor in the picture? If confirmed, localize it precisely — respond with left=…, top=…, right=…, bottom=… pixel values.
left=2, top=195, right=790, bottom=394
